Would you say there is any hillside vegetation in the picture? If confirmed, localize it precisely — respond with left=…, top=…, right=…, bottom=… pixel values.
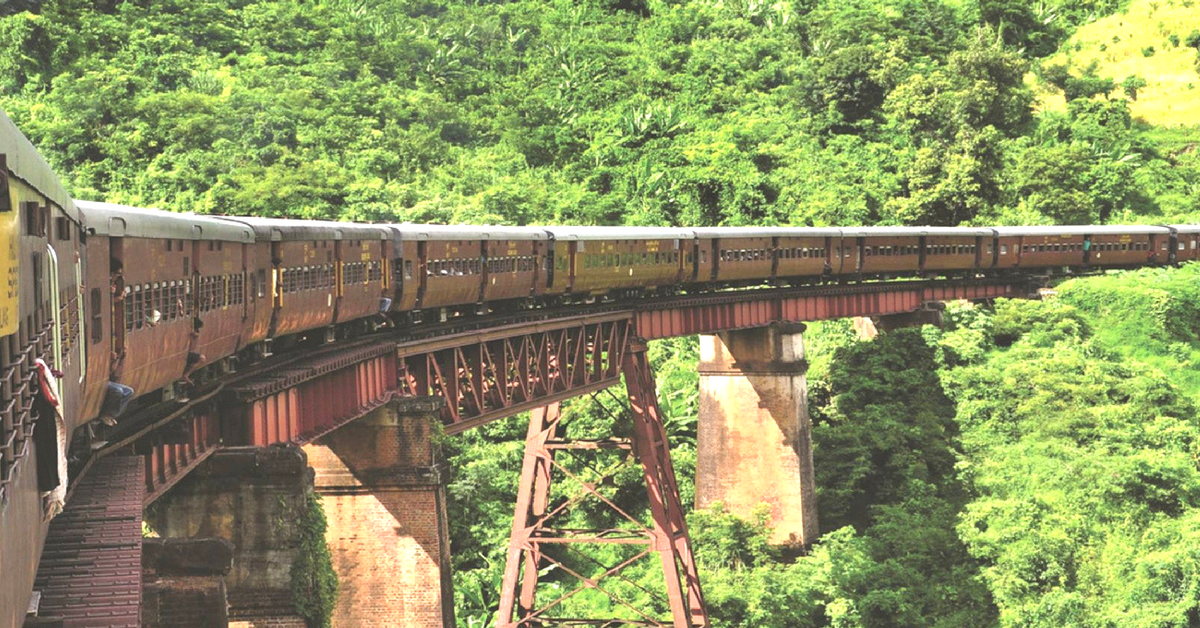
left=3, top=0, right=1200, bottom=226
left=4, top=1, right=1200, bottom=627
left=1039, top=0, right=1200, bottom=127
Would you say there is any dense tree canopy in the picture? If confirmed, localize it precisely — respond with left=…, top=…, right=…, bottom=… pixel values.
left=2, top=0, right=1197, bottom=226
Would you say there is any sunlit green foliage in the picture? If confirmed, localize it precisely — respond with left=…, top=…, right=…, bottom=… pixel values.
left=3, top=0, right=1194, bottom=227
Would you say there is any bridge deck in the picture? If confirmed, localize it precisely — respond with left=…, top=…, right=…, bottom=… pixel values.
left=30, top=454, right=143, bottom=627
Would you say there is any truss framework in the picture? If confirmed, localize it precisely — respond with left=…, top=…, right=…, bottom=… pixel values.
left=399, top=317, right=631, bottom=434
left=497, top=341, right=709, bottom=628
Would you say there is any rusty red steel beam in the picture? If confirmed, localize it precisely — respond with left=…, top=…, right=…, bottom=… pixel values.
left=401, top=318, right=632, bottom=435
left=225, top=348, right=399, bottom=447
left=497, top=341, right=710, bottom=628
left=141, top=410, right=221, bottom=505
left=218, top=278, right=1030, bottom=445
left=634, top=279, right=1027, bottom=339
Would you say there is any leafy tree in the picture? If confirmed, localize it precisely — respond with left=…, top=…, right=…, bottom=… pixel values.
left=1122, top=74, right=1147, bottom=100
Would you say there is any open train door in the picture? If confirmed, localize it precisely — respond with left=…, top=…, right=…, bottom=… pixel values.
left=107, top=220, right=126, bottom=379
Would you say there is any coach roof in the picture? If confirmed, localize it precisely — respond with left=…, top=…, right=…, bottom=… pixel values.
left=216, top=216, right=389, bottom=241
left=77, top=201, right=254, bottom=242
left=839, top=226, right=995, bottom=237
left=544, top=226, right=695, bottom=241
left=3, top=111, right=78, bottom=219
left=393, top=224, right=549, bottom=241
left=689, top=227, right=843, bottom=238
left=992, top=225, right=1171, bottom=236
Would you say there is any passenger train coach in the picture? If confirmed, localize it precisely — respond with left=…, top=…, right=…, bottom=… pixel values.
left=3, top=109, right=1200, bottom=626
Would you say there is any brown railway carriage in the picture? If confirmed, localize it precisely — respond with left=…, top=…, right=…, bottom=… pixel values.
left=1172, top=226, right=1200, bottom=263
left=545, top=227, right=692, bottom=296
left=334, top=228, right=391, bottom=325
left=690, top=228, right=841, bottom=285
left=220, top=217, right=388, bottom=338
left=918, top=227, right=996, bottom=272
left=1086, top=225, right=1167, bottom=269
left=994, top=227, right=1085, bottom=270
left=842, top=227, right=922, bottom=275
left=396, top=225, right=486, bottom=311
left=480, top=227, right=549, bottom=303
left=694, top=228, right=775, bottom=284
left=82, top=202, right=255, bottom=405
left=392, top=225, right=550, bottom=312
left=775, top=229, right=841, bottom=281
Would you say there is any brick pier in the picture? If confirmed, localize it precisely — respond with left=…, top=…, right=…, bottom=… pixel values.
left=303, top=397, right=454, bottom=628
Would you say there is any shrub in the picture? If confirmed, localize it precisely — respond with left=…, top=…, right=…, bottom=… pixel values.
left=1186, top=29, right=1200, bottom=49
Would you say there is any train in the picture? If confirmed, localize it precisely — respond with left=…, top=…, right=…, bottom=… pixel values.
left=4, top=108, right=1200, bottom=625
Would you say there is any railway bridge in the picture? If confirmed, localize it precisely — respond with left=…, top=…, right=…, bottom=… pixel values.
left=27, top=275, right=1031, bottom=628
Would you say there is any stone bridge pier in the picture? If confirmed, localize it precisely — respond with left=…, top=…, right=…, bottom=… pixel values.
left=697, top=323, right=819, bottom=549
left=302, top=397, right=454, bottom=628
left=147, top=398, right=454, bottom=628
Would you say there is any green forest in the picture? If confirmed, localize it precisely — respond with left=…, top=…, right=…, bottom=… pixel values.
left=5, top=0, right=1200, bottom=626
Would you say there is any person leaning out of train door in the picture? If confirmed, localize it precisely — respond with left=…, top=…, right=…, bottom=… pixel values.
left=176, top=317, right=206, bottom=404
left=111, top=257, right=125, bottom=301
left=99, top=256, right=135, bottom=428
left=98, top=344, right=134, bottom=431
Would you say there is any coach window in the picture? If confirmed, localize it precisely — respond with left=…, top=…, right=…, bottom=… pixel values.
left=55, top=216, right=71, bottom=242
left=133, top=286, right=144, bottom=330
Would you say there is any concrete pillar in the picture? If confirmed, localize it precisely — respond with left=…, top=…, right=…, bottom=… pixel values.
left=141, top=538, right=235, bottom=628
left=149, top=445, right=313, bottom=628
left=697, top=323, right=818, bottom=548
left=855, top=305, right=945, bottom=339
left=302, top=397, right=454, bottom=628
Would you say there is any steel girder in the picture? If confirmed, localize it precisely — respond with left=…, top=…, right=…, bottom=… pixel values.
left=497, top=342, right=709, bottom=628
left=399, top=316, right=632, bottom=435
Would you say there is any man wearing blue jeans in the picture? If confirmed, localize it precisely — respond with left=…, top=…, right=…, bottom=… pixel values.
left=99, top=381, right=134, bottom=426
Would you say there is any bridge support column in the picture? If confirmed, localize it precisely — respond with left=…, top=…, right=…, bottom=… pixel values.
left=497, top=341, right=709, bottom=628
left=302, top=397, right=454, bottom=628
left=697, top=323, right=818, bottom=548
left=147, top=445, right=313, bottom=627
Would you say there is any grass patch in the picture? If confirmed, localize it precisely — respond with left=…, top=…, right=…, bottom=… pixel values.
left=1056, top=263, right=1200, bottom=397
left=1037, top=0, right=1200, bottom=129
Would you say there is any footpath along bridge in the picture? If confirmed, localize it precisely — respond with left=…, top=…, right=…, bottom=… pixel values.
left=26, top=274, right=1031, bottom=628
